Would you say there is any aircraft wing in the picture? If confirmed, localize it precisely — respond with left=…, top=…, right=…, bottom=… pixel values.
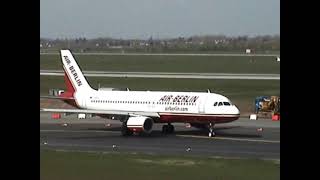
left=40, top=96, right=75, bottom=100
left=40, top=108, right=160, bottom=118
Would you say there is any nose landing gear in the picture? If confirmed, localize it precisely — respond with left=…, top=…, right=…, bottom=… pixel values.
left=208, top=123, right=215, bottom=137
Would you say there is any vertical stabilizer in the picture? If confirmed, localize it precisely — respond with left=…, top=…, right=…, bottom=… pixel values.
left=60, top=50, right=92, bottom=92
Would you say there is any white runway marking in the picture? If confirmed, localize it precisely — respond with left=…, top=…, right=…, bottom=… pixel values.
left=176, top=135, right=280, bottom=143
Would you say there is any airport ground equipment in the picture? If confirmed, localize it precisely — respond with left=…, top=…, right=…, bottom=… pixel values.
left=255, top=96, right=280, bottom=115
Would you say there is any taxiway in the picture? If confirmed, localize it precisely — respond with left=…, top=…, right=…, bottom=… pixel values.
left=40, top=113, right=280, bottom=159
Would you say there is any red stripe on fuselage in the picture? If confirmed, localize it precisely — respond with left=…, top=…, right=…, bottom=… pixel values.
left=158, top=113, right=240, bottom=124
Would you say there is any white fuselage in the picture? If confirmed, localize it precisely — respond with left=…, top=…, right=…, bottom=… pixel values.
left=74, top=89, right=240, bottom=124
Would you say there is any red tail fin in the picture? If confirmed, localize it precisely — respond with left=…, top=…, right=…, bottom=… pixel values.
left=64, top=72, right=75, bottom=93
left=57, top=72, right=77, bottom=107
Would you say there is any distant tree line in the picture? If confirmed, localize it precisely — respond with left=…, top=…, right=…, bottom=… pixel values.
left=40, top=35, right=280, bottom=53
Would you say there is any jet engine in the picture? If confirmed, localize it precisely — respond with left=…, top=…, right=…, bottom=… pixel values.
left=126, top=116, right=153, bottom=134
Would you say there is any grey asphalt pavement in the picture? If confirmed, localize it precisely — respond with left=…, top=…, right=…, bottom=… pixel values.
left=40, top=113, right=280, bottom=159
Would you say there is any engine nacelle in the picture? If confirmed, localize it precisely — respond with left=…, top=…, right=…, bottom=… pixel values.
left=126, top=116, right=153, bottom=134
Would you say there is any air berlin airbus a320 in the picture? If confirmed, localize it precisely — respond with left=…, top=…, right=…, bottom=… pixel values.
left=41, top=50, right=240, bottom=137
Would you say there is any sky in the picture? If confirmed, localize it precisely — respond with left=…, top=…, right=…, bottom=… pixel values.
left=40, top=0, right=280, bottom=39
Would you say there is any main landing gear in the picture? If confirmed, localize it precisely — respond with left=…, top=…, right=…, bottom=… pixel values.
left=121, top=121, right=133, bottom=136
left=208, top=123, right=215, bottom=137
left=162, top=123, right=175, bottom=134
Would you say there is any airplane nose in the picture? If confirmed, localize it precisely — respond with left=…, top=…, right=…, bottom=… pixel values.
left=234, top=105, right=240, bottom=115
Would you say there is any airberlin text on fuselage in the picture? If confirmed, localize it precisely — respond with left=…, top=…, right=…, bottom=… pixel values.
left=63, top=56, right=82, bottom=86
left=159, top=95, right=199, bottom=103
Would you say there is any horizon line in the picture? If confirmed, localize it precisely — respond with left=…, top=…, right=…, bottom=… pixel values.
left=40, top=34, right=280, bottom=40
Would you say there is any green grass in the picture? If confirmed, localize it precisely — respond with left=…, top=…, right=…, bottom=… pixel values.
left=40, top=149, right=279, bottom=180
left=40, top=54, right=280, bottom=74
left=40, top=76, right=279, bottom=113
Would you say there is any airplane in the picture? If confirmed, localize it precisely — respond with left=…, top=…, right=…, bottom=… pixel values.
left=40, top=50, right=240, bottom=137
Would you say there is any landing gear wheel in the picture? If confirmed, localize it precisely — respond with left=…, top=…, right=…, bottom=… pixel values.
left=162, top=124, right=175, bottom=134
left=168, top=125, right=175, bottom=134
left=121, top=127, right=133, bottom=136
left=162, top=125, right=168, bottom=134
left=208, top=131, right=215, bottom=137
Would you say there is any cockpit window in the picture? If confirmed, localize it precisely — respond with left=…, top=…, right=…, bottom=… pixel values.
left=218, top=102, right=223, bottom=106
left=223, top=102, right=231, bottom=106
left=214, top=102, right=218, bottom=106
